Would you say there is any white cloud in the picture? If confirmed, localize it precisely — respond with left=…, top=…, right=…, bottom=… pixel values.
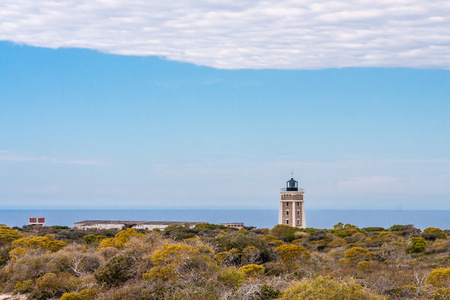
left=0, top=150, right=104, bottom=166
left=1, top=0, right=450, bottom=69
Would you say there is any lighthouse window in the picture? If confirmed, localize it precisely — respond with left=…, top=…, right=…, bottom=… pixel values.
left=297, top=220, right=300, bottom=225
left=286, top=219, right=289, bottom=225
left=286, top=202, right=289, bottom=206
left=297, top=210, right=300, bottom=216
left=296, top=202, right=299, bottom=206
left=286, top=210, right=289, bottom=215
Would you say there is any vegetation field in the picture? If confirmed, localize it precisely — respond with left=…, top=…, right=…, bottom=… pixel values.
left=0, top=222, right=449, bottom=299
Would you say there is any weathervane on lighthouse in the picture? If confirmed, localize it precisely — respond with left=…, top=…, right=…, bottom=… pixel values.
left=279, top=174, right=306, bottom=228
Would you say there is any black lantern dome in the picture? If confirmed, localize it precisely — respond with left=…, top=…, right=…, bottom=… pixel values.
left=286, top=178, right=298, bottom=191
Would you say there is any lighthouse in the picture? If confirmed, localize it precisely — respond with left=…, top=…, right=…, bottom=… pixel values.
left=279, top=177, right=306, bottom=228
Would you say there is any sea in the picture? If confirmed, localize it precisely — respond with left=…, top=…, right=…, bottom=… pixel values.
left=0, top=210, right=448, bottom=230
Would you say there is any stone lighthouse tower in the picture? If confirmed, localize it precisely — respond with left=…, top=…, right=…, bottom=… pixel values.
left=279, top=177, right=306, bottom=228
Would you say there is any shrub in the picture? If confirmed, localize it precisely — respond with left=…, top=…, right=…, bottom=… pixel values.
left=33, top=272, right=80, bottom=299
left=12, top=234, right=67, bottom=252
left=95, top=254, right=135, bottom=286
left=82, top=234, right=99, bottom=244
left=51, top=225, right=70, bottom=230
left=97, top=238, right=115, bottom=248
left=49, top=245, right=102, bottom=276
left=270, top=225, right=299, bottom=242
left=96, top=246, right=119, bottom=260
left=60, top=292, right=80, bottom=300
left=255, top=285, right=282, bottom=300
left=428, top=239, right=448, bottom=253
left=309, top=229, right=330, bottom=242
left=406, top=237, right=426, bottom=253
left=426, top=267, right=450, bottom=288
left=60, top=289, right=98, bottom=300
left=275, top=244, right=311, bottom=271
left=0, top=226, right=22, bottom=246
left=5, top=251, right=54, bottom=282
left=9, top=246, right=27, bottom=261
left=276, top=244, right=310, bottom=260
left=242, top=246, right=260, bottom=265
left=390, top=225, right=406, bottom=231
left=218, top=267, right=244, bottom=288
left=271, top=240, right=284, bottom=246
left=344, top=247, right=374, bottom=263
left=334, top=229, right=357, bottom=238
left=239, top=264, right=265, bottom=278
left=279, top=276, right=386, bottom=299
left=212, top=232, right=274, bottom=263
left=328, top=238, right=347, bottom=247
left=214, top=248, right=239, bottom=266
left=353, top=232, right=366, bottom=240
left=98, top=228, right=143, bottom=249
left=389, top=224, right=421, bottom=237
left=363, top=227, right=385, bottom=232
left=143, top=243, right=217, bottom=283
left=422, top=227, right=447, bottom=241
left=332, top=223, right=360, bottom=238
left=357, top=261, right=372, bottom=273
left=263, top=261, right=284, bottom=276
left=262, top=235, right=278, bottom=242
left=293, top=231, right=310, bottom=239
left=194, top=223, right=219, bottom=230
left=430, top=287, right=450, bottom=300
left=163, top=224, right=198, bottom=240
left=14, top=279, right=34, bottom=294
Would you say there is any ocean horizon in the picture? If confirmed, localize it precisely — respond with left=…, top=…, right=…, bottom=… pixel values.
left=0, top=209, right=448, bottom=230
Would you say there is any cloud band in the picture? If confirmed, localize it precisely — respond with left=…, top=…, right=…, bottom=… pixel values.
left=1, top=0, right=450, bottom=69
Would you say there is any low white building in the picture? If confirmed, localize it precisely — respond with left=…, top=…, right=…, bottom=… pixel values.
left=220, top=222, right=245, bottom=229
left=74, top=220, right=204, bottom=230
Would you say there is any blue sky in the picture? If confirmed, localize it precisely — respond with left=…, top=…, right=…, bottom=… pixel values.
left=1, top=0, right=449, bottom=210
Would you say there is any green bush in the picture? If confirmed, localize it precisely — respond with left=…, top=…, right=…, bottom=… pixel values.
left=218, top=267, right=244, bottom=288
left=389, top=225, right=406, bottom=231
left=0, top=244, right=13, bottom=266
left=95, top=254, right=135, bottom=286
left=212, top=232, right=273, bottom=263
left=363, top=227, right=385, bottom=232
left=270, top=225, right=299, bottom=242
left=309, top=229, right=330, bottom=241
left=344, top=247, right=374, bottom=263
left=163, top=224, right=198, bottom=240
left=194, top=223, right=220, bottom=230
left=389, top=224, right=421, bottom=237
left=82, top=234, right=99, bottom=244
left=255, top=285, right=282, bottom=299
left=422, top=227, right=447, bottom=241
left=406, top=237, right=427, bottom=253
left=51, top=225, right=70, bottom=230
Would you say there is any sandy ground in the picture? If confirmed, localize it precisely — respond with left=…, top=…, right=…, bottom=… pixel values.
left=0, top=294, right=27, bottom=300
